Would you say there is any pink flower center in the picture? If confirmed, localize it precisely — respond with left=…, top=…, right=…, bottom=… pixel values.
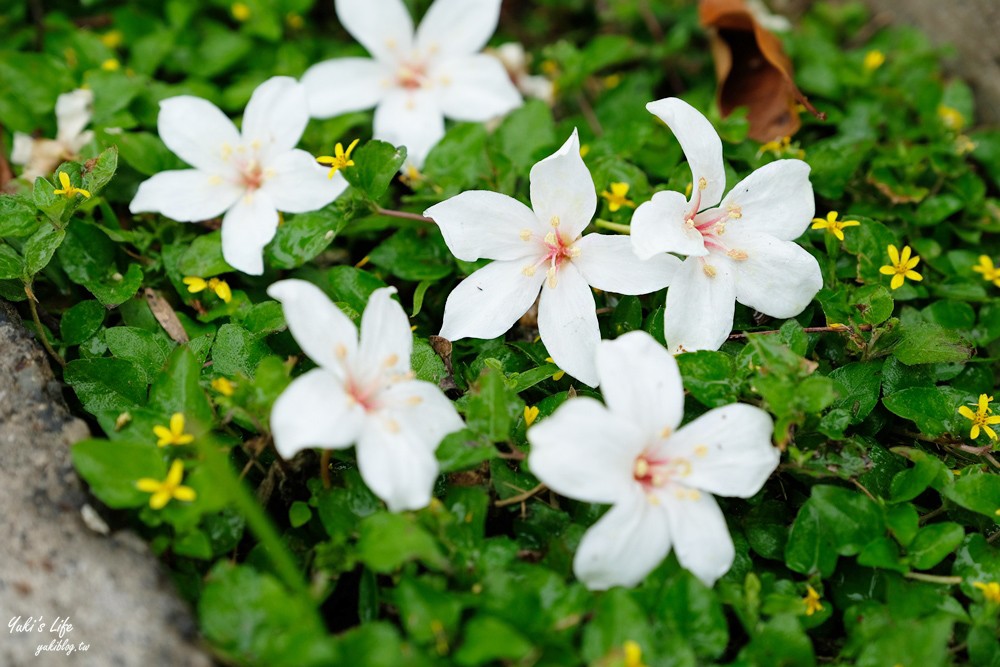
left=397, top=62, right=428, bottom=90
left=684, top=177, right=748, bottom=270
left=240, top=160, right=264, bottom=191
left=633, top=453, right=691, bottom=491
left=520, top=217, right=581, bottom=288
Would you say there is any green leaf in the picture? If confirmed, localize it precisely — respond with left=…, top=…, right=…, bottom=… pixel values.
left=211, top=324, right=269, bottom=378
left=395, top=575, right=464, bottom=649
left=581, top=588, right=653, bottom=664
left=324, top=266, right=388, bottom=314
left=60, top=300, right=106, bottom=345
left=177, top=232, right=232, bottom=277
left=889, top=449, right=953, bottom=502
left=942, top=472, right=1000, bottom=522
left=113, top=131, right=185, bottom=175
left=149, top=346, right=213, bottom=426
left=65, top=357, right=148, bottom=413
left=677, top=351, right=740, bottom=408
left=267, top=205, right=347, bottom=269
left=105, top=326, right=173, bottom=382
left=289, top=501, right=312, bottom=528
left=891, top=321, right=972, bottom=365
left=342, top=140, right=406, bottom=201
left=71, top=439, right=165, bottom=508
left=465, top=365, right=522, bottom=442
left=454, top=615, right=534, bottom=666
left=882, top=386, right=963, bottom=437
left=22, top=224, right=66, bottom=276
left=411, top=338, right=446, bottom=385
left=82, top=145, right=118, bottom=197
left=0, top=244, right=25, bottom=280
left=786, top=485, right=885, bottom=576
left=58, top=222, right=143, bottom=306
left=829, top=360, right=883, bottom=424
left=368, top=227, right=453, bottom=281
left=0, top=195, right=40, bottom=237
left=490, top=99, right=556, bottom=171
left=907, top=522, right=965, bottom=569
left=356, top=512, right=448, bottom=573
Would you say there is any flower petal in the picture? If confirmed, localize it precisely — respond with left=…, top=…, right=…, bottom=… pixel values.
left=267, top=279, right=358, bottom=373
left=10, top=133, right=34, bottom=165
left=630, top=189, right=709, bottom=260
left=661, top=491, right=735, bottom=587
left=129, top=169, right=242, bottom=221
left=426, top=190, right=546, bottom=262
left=663, top=403, right=779, bottom=497
left=529, top=129, right=596, bottom=239
left=158, top=96, right=241, bottom=173
left=663, top=255, right=737, bottom=354
left=527, top=396, right=645, bottom=504
left=573, top=233, right=679, bottom=295
left=302, top=58, right=391, bottom=119
left=263, top=149, right=347, bottom=213
left=335, top=0, right=414, bottom=63
left=356, top=416, right=441, bottom=512
left=241, top=76, right=309, bottom=157
left=440, top=259, right=545, bottom=341
left=434, top=54, right=523, bottom=122
left=537, top=263, right=600, bottom=387
left=725, top=230, right=823, bottom=318
left=719, top=160, right=815, bottom=241
left=379, top=379, right=464, bottom=450
left=573, top=488, right=673, bottom=590
left=596, top=331, right=685, bottom=438
left=646, top=98, right=725, bottom=210
left=373, top=90, right=445, bottom=169
left=220, top=192, right=279, bottom=275
left=55, top=89, right=93, bottom=143
left=415, top=0, right=502, bottom=58
left=358, top=287, right=413, bottom=380
left=271, top=368, right=365, bottom=457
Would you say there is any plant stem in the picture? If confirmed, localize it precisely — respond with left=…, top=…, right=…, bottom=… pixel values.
left=594, top=219, right=631, bottom=234
left=903, top=572, right=962, bottom=585
left=727, top=324, right=873, bottom=340
left=375, top=206, right=434, bottom=224
left=25, top=283, right=65, bottom=368
left=193, top=436, right=314, bottom=607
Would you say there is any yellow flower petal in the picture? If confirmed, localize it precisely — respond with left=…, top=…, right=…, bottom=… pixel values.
left=887, top=244, right=900, bottom=265
left=135, top=478, right=162, bottom=493
left=904, top=270, right=922, bottom=282
left=890, top=274, right=904, bottom=290
left=173, top=486, right=197, bottom=502
left=149, top=490, right=171, bottom=510
left=165, top=459, right=185, bottom=486
left=879, top=265, right=897, bottom=276
left=959, top=405, right=977, bottom=420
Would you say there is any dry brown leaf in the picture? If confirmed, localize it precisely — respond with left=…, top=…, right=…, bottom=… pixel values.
left=144, top=288, right=189, bottom=344
left=699, top=0, right=824, bottom=142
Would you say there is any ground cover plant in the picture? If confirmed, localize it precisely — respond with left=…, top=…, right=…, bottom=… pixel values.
left=1, top=0, right=999, bottom=664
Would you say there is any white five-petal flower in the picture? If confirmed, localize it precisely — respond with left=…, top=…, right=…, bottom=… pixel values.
left=302, top=0, right=522, bottom=169
left=129, top=76, right=346, bottom=276
left=527, top=330, right=780, bottom=589
left=11, top=88, right=94, bottom=182
left=426, top=130, right=679, bottom=387
left=268, top=280, right=463, bottom=512
left=630, top=97, right=823, bottom=354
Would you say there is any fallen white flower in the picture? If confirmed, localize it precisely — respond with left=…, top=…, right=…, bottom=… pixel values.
left=630, top=97, right=822, bottom=353
left=129, top=76, right=346, bottom=275
left=427, top=130, right=679, bottom=387
left=11, top=89, right=94, bottom=182
left=527, top=330, right=780, bottom=589
left=302, top=0, right=523, bottom=169
left=269, top=280, right=463, bottom=512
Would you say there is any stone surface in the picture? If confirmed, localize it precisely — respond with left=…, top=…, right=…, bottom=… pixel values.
left=774, top=0, right=1000, bottom=123
left=0, top=301, right=212, bottom=667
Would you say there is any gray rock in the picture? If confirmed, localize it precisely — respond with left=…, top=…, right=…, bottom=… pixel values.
left=0, top=301, right=212, bottom=667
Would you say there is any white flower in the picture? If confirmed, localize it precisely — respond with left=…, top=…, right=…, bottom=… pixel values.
left=488, top=42, right=555, bottom=106
left=129, top=77, right=346, bottom=276
left=11, top=89, right=94, bottom=182
left=426, top=130, right=679, bottom=387
left=268, top=280, right=463, bottom=512
left=302, top=0, right=523, bottom=169
left=630, top=97, right=822, bottom=354
left=527, top=330, right=779, bottom=589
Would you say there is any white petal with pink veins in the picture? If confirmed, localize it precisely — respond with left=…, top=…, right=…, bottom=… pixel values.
left=529, top=129, right=596, bottom=240
left=630, top=189, right=709, bottom=260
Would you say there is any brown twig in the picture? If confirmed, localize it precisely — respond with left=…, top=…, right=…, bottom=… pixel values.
left=495, top=482, right=547, bottom=507
left=727, top=324, right=873, bottom=340
left=320, top=450, right=332, bottom=489
left=375, top=206, right=435, bottom=224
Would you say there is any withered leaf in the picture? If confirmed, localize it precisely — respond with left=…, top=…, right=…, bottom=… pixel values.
left=144, top=288, right=189, bottom=344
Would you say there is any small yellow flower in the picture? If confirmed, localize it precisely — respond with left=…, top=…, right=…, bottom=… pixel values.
left=600, top=182, right=635, bottom=213
left=153, top=413, right=195, bottom=447
left=100, top=30, right=123, bottom=49
left=183, top=276, right=233, bottom=303
left=136, top=460, right=197, bottom=510
left=52, top=171, right=91, bottom=199
left=545, top=357, right=565, bottom=381
left=937, top=105, right=965, bottom=131
left=317, top=139, right=360, bottom=179
left=864, top=50, right=885, bottom=72
left=972, top=255, right=1000, bottom=287
left=101, top=58, right=120, bottom=71
left=211, top=377, right=235, bottom=397
left=973, top=581, right=1000, bottom=604
left=231, top=2, right=251, bottom=21
left=285, top=12, right=304, bottom=29
left=955, top=135, right=977, bottom=155
left=802, top=585, right=824, bottom=616
left=879, top=244, right=922, bottom=290
left=524, top=405, right=540, bottom=427
left=603, top=74, right=622, bottom=90
left=623, top=640, right=647, bottom=667
left=579, top=144, right=590, bottom=158
left=757, top=135, right=803, bottom=159
left=958, top=394, right=1000, bottom=440
left=811, top=211, right=860, bottom=241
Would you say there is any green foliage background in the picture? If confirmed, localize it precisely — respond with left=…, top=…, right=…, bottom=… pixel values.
left=1, top=0, right=999, bottom=665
